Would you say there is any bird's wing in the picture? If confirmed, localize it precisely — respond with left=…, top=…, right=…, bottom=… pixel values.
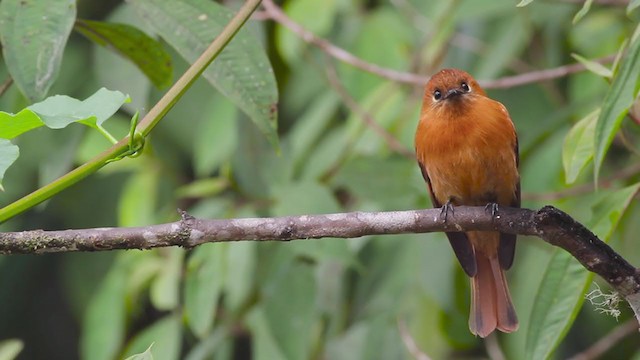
left=498, top=135, right=520, bottom=270
left=418, top=161, right=477, bottom=277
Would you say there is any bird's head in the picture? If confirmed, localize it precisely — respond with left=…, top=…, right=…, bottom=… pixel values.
left=422, top=68, right=486, bottom=114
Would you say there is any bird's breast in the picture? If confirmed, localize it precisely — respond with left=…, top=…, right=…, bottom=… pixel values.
left=415, top=100, right=518, bottom=206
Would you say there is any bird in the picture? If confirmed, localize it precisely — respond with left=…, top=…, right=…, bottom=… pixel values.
left=414, top=68, right=520, bottom=338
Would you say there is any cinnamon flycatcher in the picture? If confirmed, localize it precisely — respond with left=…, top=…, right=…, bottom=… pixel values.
left=415, top=68, right=519, bottom=337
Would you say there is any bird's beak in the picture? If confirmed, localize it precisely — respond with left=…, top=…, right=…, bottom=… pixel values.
left=443, top=88, right=463, bottom=100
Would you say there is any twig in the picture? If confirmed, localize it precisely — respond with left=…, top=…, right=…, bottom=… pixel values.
left=261, top=0, right=429, bottom=85
left=481, top=55, right=616, bottom=89
left=0, top=77, right=13, bottom=97
left=398, top=319, right=431, bottom=360
left=261, top=0, right=615, bottom=89
left=523, top=162, right=640, bottom=201
left=567, top=320, right=639, bottom=360
left=323, top=61, right=414, bottom=158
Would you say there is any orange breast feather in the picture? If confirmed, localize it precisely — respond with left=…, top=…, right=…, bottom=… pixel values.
left=415, top=98, right=518, bottom=207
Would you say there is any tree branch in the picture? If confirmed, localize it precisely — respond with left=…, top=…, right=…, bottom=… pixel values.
left=1, top=205, right=639, bottom=324
left=260, top=0, right=615, bottom=89
left=568, top=320, right=639, bottom=360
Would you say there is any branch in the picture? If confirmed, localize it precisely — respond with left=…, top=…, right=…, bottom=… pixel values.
left=0, top=77, right=13, bottom=97
left=323, top=61, right=414, bottom=158
left=568, top=320, right=639, bottom=360
left=260, top=0, right=615, bottom=89
left=2, top=205, right=639, bottom=324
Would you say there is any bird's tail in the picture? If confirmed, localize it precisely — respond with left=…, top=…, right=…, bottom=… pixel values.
left=469, top=253, right=518, bottom=338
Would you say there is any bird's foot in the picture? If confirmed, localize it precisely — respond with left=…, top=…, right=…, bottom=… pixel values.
left=440, top=200, right=455, bottom=222
left=484, top=203, right=499, bottom=219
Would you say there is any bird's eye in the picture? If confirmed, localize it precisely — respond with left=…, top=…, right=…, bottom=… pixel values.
left=461, top=82, right=470, bottom=92
left=433, top=89, right=442, bottom=100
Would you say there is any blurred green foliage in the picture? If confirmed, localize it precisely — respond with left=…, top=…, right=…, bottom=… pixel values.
left=0, top=0, right=639, bottom=359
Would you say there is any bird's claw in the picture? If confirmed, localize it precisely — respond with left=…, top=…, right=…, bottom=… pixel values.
left=485, top=203, right=499, bottom=219
left=440, top=200, right=455, bottom=222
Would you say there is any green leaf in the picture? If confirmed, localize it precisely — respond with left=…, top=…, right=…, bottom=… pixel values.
left=124, top=344, right=154, bottom=360
left=275, top=0, right=337, bottom=64
left=342, top=10, right=411, bottom=101
left=474, top=15, right=530, bottom=80
left=571, top=54, right=613, bottom=79
left=150, top=248, right=183, bottom=311
left=80, top=257, right=129, bottom=360
left=287, top=92, right=340, bottom=170
left=224, top=242, right=256, bottom=312
left=262, top=260, right=317, bottom=360
left=123, top=315, right=182, bottom=360
left=589, top=183, right=640, bottom=239
left=572, top=0, right=593, bottom=24
left=525, top=184, right=640, bottom=360
left=0, top=109, right=44, bottom=140
left=130, top=0, right=279, bottom=147
left=75, top=19, right=173, bottom=88
left=594, top=35, right=640, bottom=183
left=333, top=156, right=421, bottom=209
left=0, top=339, right=23, bottom=360
left=29, top=88, right=130, bottom=129
left=192, top=95, right=238, bottom=178
left=525, top=250, right=590, bottom=360
left=0, top=140, right=19, bottom=190
left=175, top=178, right=229, bottom=199
left=118, top=166, right=159, bottom=227
left=516, top=0, right=534, bottom=7
left=562, top=109, right=598, bottom=184
left=0, top=88, right=129, bottom=142
left=628, top=0, right=640, bottom=15
left=0, top=0, right=76, bottom=102
left=246, top=309, right=287, bottom=360
left=184, top=243, right=226, bottom=338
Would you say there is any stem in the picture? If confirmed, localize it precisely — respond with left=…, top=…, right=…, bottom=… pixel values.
left=96, top=124, right=118, bottom=144
left=0, top=0, right=263, bottom=223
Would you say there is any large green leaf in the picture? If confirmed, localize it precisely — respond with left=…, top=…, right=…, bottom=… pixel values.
left=0, top=140, right=19, bottom=190
left=192, top=95, right=238, bottom=178
left=130, top=0, right=279, bottom=146
left=0, top=0, right=76, bottom=102
left=184, top=243, right=227, bottom=338
left=80, top=256, right=129, bottom=360
left=474, top=15, right=530, bottom=80
left=224, top=242, right=256, bottom=313
left=562, top=109, right=598, bottom=184
left=150, top=248, right=183, bottom=311
left=594, top=35, right=640, bottom=182
left=525, top=250, right=590, bottom=360
left=262, top=259, right=317, bottom=360
left=525, top=183, right=640, bottom=360
left=75, top=19, right=173, bottom=89
left=275, top=0, right=337, bottom=64
left=246, top=309, right=287, bottom=360
left=118, top=166, right=159, bottom=227
left=0, top=88, right=129, bottom=140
